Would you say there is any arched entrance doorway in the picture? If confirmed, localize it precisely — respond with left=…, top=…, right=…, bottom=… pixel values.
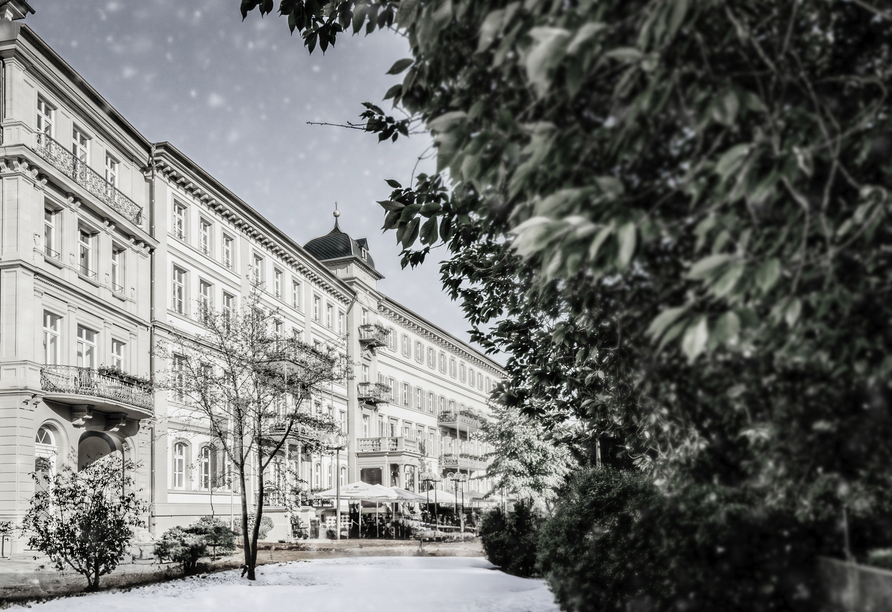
left=77, top=431, right=121, bottom=470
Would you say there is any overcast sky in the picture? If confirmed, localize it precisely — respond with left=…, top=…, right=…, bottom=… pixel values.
left=27, top=0, right=495, bottom=357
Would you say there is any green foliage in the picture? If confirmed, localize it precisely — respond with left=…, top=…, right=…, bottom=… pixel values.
left=243, top=0, right=892, bottom=589
left=480, top=502, right=543, bottom=578
left=538, top=467, right=825, bottom=611
left=246, top=513, right=275, bottom=541
left=154, top=526, right=208, bottom=574
left=866, top=549, right=892, bottom=571
left=21, top=456, right=146, bottom=592
left=479, top=402, right=575, bottom=512
left=154, top=516, right=238, bottom=574
left=188, top=516, right=237, bottom=559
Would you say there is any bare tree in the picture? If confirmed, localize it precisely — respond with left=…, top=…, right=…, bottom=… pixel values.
left=158, top=287, right=346, bottom=580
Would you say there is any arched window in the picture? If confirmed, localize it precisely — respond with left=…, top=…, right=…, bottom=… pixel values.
left=173, top=442, right=187, bottom=489
left=35, top=425, right=58, bottom=476
left=199, top=446, right=211, bottom=490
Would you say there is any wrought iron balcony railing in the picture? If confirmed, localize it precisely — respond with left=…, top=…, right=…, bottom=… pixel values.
left=44, top=245, right=61, bottom=262
left=40, top=365, right=153, bottom=411
left=34, top=133, right=143, bottom=227
left=356, top=436, right=420, bottom=453
left=437, top=410, right=481, bottom=432
left=357, top=381, right=391, bottom=404
left=358, top=324, right=389, bottom=348
left=440, top=454, right=488, bottom=471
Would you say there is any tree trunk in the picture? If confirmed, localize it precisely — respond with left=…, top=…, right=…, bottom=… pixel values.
left=239, top=469, right=253, bottom=580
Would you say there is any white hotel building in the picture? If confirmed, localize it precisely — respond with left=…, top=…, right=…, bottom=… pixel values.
left=0, top=3, right=502, bottom=550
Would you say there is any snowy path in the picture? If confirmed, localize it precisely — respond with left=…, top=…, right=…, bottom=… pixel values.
left=14, top=557, right=560, bottom=612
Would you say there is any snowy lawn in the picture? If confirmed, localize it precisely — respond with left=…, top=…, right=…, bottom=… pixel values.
left=14, top=557, right=560, bottom=612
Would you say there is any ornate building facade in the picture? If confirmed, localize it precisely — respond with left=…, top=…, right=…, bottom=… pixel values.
left=0, top=4, right=501, bottom=550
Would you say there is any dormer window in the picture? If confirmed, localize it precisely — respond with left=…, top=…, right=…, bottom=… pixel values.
left=361, top=247, right=367, bottom=260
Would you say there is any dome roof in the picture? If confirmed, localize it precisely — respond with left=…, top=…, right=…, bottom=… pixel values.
left=303, top=221, right=376, bottom=271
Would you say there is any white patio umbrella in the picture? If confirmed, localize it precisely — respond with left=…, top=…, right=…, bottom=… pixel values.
left=390, top=487, right=427, bottom=502
left=314, top=480, right=394, bottom=500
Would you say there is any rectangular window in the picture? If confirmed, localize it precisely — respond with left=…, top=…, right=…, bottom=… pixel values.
left=361, top=364, right=369, bottom=383
left=361, top=308, right=368, bottom=326
left=362, top=415, right=370, bottom=437
left=173, top=202, right=186, bottom=240
left=326, top=304, right=333, bottom=329
left=37, top=97, right=54, bottom=142
left=401, top=335, right=409, bottom=357
left=172, top=266, right=186, bottom=314
left=43, top=311, right=61, bottom=365
left=338, top=310, right=345, bottom=335
left=222, top=292, right=235, bottom=327
left=111, top=339, right=125, bottom=371
left=274, top=269, right=282, bottom=298
left=172, top=354, right=187, bottom=402
left=415, top=341, right=423, bottom=363
left=78, top=228, right=95, bottom=278
left=427, top=347, right=435, bottom=369
left=253, top=254, right=264, bottom=286
left=388, top=377, right=396, bottom=402
left=222, top=234, right=233, bottom=269
left=76, top=325, right=97, bottom=368
left=173, top=442, right=186, bottom=490
left=388, top=328, right=396, bottom=351
left=313, top=295, right=321, bottom=322
left=199, top=219, right=211, bottom=256
left=43, top=207, right=59, bottom=261
left=199, top=280, right=213, bottom=321
left=460, top=362, right=466, bottom=382
left=292, top=280, right=301, bottom=310
left=111, top=246, right=124, bottom=293
left=486, top=377, right=491, bottom=392
left=439, top=352, right=446, bottom=374
left=478, top=372, right=484, bottom=389
left=427, top=392, right=435, bottom=414
left=72, top=126, right=89, bottom=163
left=401, top=382, right=410, bottom=407
left=438, top=396, right=445, bottom=415
left=105, top=154, right=118, bottom=187
left=450, top=358, right=457, bottom=378
left=414, top=387, right=422, bottom=409
left=469, top=368, right=475, bottom=387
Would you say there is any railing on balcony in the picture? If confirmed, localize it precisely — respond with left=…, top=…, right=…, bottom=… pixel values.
left=437, top=410, right=481, bottom=432
left=44, top=245, right=61, bottom=262
left=357, top=381, right=391, bottom=404
left=34, top=134, right=143, bottom=227
left=40, top=365, right=153, bottom=411
left=440, top=454, right=488, bottom=471
left=358, top=324, right=388, bottom=348
left=356, top=437, right=420, bottom=453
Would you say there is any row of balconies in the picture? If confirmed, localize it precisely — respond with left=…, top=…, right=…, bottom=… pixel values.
left=34, top=133, right=143, bottom=227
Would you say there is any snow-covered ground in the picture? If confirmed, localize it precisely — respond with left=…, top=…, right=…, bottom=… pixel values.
left=14, top=557, right=560, bottom=612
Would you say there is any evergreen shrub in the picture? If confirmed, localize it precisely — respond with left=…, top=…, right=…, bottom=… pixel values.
left=480, top=501, right=543, bottom=577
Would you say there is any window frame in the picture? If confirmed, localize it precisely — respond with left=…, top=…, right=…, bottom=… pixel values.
left=76, top=324, right=97, bottom=369
left=77, top=227, right=96, bottom=278
left=111, top=245, right=125, bottom=294
left=172, top=201, right=187, bottom=241
left=71, top=126, right=89, bottom=164
left=43, top=206, right=60, bottom=261
left=172, top=441, right=187, bottom=490
left=172, top=266, right=187, bottom=315
left=222, top=234, right=234, bottom=269
left=43, top=311, right=61, bottom=365
left=105, top=153, right=119, bottom=188
left=292, top=280, right=302, bottom=311
left=199, top=218, right=212, bottom=256
left=111, top=338, right=125, bottom=371
left=37, top=96, right=55, bottom=141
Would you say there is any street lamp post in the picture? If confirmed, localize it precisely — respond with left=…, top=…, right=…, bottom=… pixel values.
left=420, top=471, right=440, bottom=529
left=454, top=473, right=468, bottom=537
left=323, top=432, right=347, bottom=540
